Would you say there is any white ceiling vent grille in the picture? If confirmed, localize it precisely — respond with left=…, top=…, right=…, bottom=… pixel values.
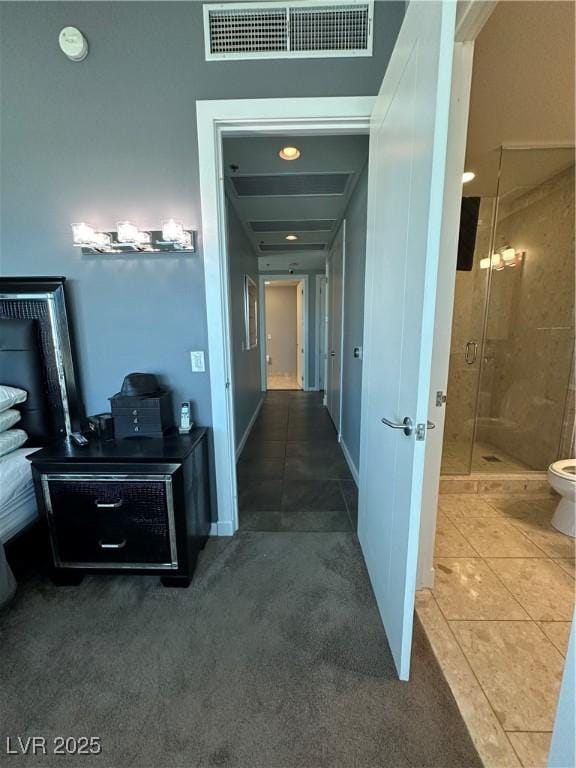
left=231, top=173, right=351, bottom=197
left=203, top=1, right=373, bottom=61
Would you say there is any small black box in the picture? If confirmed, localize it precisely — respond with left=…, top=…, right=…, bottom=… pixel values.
left=110, top=390, right=174, bottom=438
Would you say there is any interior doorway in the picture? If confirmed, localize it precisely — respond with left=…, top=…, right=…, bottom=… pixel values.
left=196, top=0, right=496, bottom=680
left=262, top=277, right=307, bottom=391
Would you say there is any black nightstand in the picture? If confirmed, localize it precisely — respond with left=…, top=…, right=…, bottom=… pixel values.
left=28, top=430, right=211, bottom=587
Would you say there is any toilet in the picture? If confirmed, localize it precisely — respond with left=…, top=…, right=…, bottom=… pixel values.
left=547, top=460, right=576, bottom=538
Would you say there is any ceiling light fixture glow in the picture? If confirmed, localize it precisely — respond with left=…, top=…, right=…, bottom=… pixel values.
left=462, top=171, right=476, bottom=184
left=279, top=146, right=301, bottom=161
left=285, top=234, right=298, bottom=241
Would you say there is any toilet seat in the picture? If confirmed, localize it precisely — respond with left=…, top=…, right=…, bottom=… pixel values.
left=549, top=459, right=576, bottom=480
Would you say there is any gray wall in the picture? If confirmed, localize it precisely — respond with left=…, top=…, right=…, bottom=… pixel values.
left=0, top=1, right=404, bottom=429
left=226, top=201, right=261, bottom=450
left=265, top=285, right=297, bottom=377
left=340, top=166, right=368, bottom=472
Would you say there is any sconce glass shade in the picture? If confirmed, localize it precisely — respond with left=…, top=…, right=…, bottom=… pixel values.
left=93, top=231, right=112, bottom=249
left=479, top=257, right=490, bottom=270
left=501, top=247, right=516, bottom=262
left=136, top=231, right=151, bottom=246
left=116, top=221, right=140, bottom=243
left=71, top=222, right=96, bottom=245
left=162, top=218, right=185, bottom=243
left=180, top=231, right=192, bottom=250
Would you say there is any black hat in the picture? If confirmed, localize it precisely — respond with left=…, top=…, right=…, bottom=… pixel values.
left=120, top=373, right=162, bottom=397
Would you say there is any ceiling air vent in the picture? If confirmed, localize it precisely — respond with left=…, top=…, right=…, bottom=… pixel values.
left=231, top=173, right=351, bottom=197
left=259, top=243, right=326, bottom=252
left=203, top=1, right=373, bottom=61
left=250, top=219, right=336, bottom=232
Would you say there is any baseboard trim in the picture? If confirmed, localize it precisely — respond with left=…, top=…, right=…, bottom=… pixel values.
left=235, top=395, right=264, bottom=462
left=216, top=521, right=235, bottom=537
left=339, top=437, right=359, bottom=486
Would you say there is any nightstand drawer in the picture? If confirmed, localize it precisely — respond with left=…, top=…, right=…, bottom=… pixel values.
left=42, top=474, right=178, bottom=569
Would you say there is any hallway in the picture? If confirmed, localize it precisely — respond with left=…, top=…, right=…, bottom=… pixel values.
left=238, top=391, right=358, bottom=532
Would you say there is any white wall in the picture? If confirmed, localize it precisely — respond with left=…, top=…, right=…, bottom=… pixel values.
left=265, top=284, right=297, bottom=376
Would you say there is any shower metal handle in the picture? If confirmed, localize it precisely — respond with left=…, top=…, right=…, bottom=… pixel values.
left=465, top=341, right=478, bottom=365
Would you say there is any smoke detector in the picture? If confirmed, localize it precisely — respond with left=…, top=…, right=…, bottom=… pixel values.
left=59, top=27, right=89, bottom=62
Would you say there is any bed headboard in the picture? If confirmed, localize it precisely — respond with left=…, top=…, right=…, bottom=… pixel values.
left=0, top=277, right=84, bottom=441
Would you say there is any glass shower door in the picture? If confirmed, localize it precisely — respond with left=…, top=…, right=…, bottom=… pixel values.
left=472, top=148, right=575, bottom=472
left=441, top=199, right=494, bottom=474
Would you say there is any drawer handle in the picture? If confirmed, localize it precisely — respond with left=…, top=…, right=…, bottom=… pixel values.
left=95, top=499, right=123, bottom=509
left=98, top=538, right=127, bottom=550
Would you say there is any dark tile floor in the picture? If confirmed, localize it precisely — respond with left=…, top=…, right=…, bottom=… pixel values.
left=238, top=391, right=358, bottom=532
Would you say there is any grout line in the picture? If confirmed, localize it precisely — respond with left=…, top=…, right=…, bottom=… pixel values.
left=432, top=500, right=571, bottom=759
left=420, top=590, right=522, bottom=763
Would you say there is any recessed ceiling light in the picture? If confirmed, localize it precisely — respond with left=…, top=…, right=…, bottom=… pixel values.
left=279, top=146, right=301, bottom=161
left=462, top=171, right=475, bottom=183
left=285, top=234, right=298, bottom=241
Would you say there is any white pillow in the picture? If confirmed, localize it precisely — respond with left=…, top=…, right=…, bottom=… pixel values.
left=0, top=385, right=27, bottom=414
left=0, top=428, right=28, bottom=457
left=0, top=409, right=21, bottom=433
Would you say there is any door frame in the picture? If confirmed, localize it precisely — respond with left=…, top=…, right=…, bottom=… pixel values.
left=326, top=220, right=346, bottom=439
left=258, top=274, right=310, bottom=392
left=195, top=10, right=496, bottom=539
left=197, top=96, right=373, bottom=535
left=314, top=274, right=328, bottom=391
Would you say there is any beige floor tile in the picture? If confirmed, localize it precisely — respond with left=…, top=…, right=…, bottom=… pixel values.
left=483, top=496, right=556, bottom=522
left=433, top=558, right=529, bottom=620
left=486, top=559, right=575, bottom=621
left=415, top=591, right=522, bottom=767
left=537, top=622, right=572, bottom=656
left=450, top=620, right=565, bottom=731
left=554, top=558, right=575, bottom=578
left=439, top=495, right=505, bottom=519
left=452, top=519, right=547, bottom=558
left=434, top=516, right=478, bottom=557
left=508, top=732, right=551, bottom=768
left=439, top=477, right=479, bottom=495
left=509, top=518, right=576, bottom=559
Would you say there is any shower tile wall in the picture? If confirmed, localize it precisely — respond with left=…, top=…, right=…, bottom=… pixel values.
left=479, top=166, right=575, bottom=470
left=441, top=199, right=493, bottom=475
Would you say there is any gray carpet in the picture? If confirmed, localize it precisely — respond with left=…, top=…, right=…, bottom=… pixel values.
left=1, top=532, right=481, bottom=768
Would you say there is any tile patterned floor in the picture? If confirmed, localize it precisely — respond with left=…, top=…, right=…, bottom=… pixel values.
left=266, top=373, right=301, bottom=390
left=417, top=492, right=575, bottom=768
left=237, top=391, right=357, bottom=532
left=442, top=440, right=533, bottom=475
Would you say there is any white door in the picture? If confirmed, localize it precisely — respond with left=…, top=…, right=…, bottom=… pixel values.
left=296, top=281, right=304, bottom=390
left=327, top=224, right=345, bottom=431
left=358, top=0, right=457, bottom=680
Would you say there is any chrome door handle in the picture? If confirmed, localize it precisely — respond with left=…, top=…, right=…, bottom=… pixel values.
left=465, top=341, right=478, bottom=365
left=98, top=538, right=127, bottom=549
left=381, top=416, right=413, bottom=436
left=95, top=499, right=123, bottom=509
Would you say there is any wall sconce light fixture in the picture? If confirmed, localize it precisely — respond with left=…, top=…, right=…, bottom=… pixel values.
left=71, top=220, right=196, bottom=255
left=480, top=247, right=525, bottom=270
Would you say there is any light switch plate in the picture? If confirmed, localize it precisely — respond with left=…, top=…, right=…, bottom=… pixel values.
left=190, top=350, right=205, bottom=373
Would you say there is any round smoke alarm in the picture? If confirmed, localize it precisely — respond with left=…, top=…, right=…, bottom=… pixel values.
left=59, top=27, right=88, bottom=62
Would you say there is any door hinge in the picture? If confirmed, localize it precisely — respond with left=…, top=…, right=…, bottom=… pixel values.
left=436, top=390, right=447, bottom=407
